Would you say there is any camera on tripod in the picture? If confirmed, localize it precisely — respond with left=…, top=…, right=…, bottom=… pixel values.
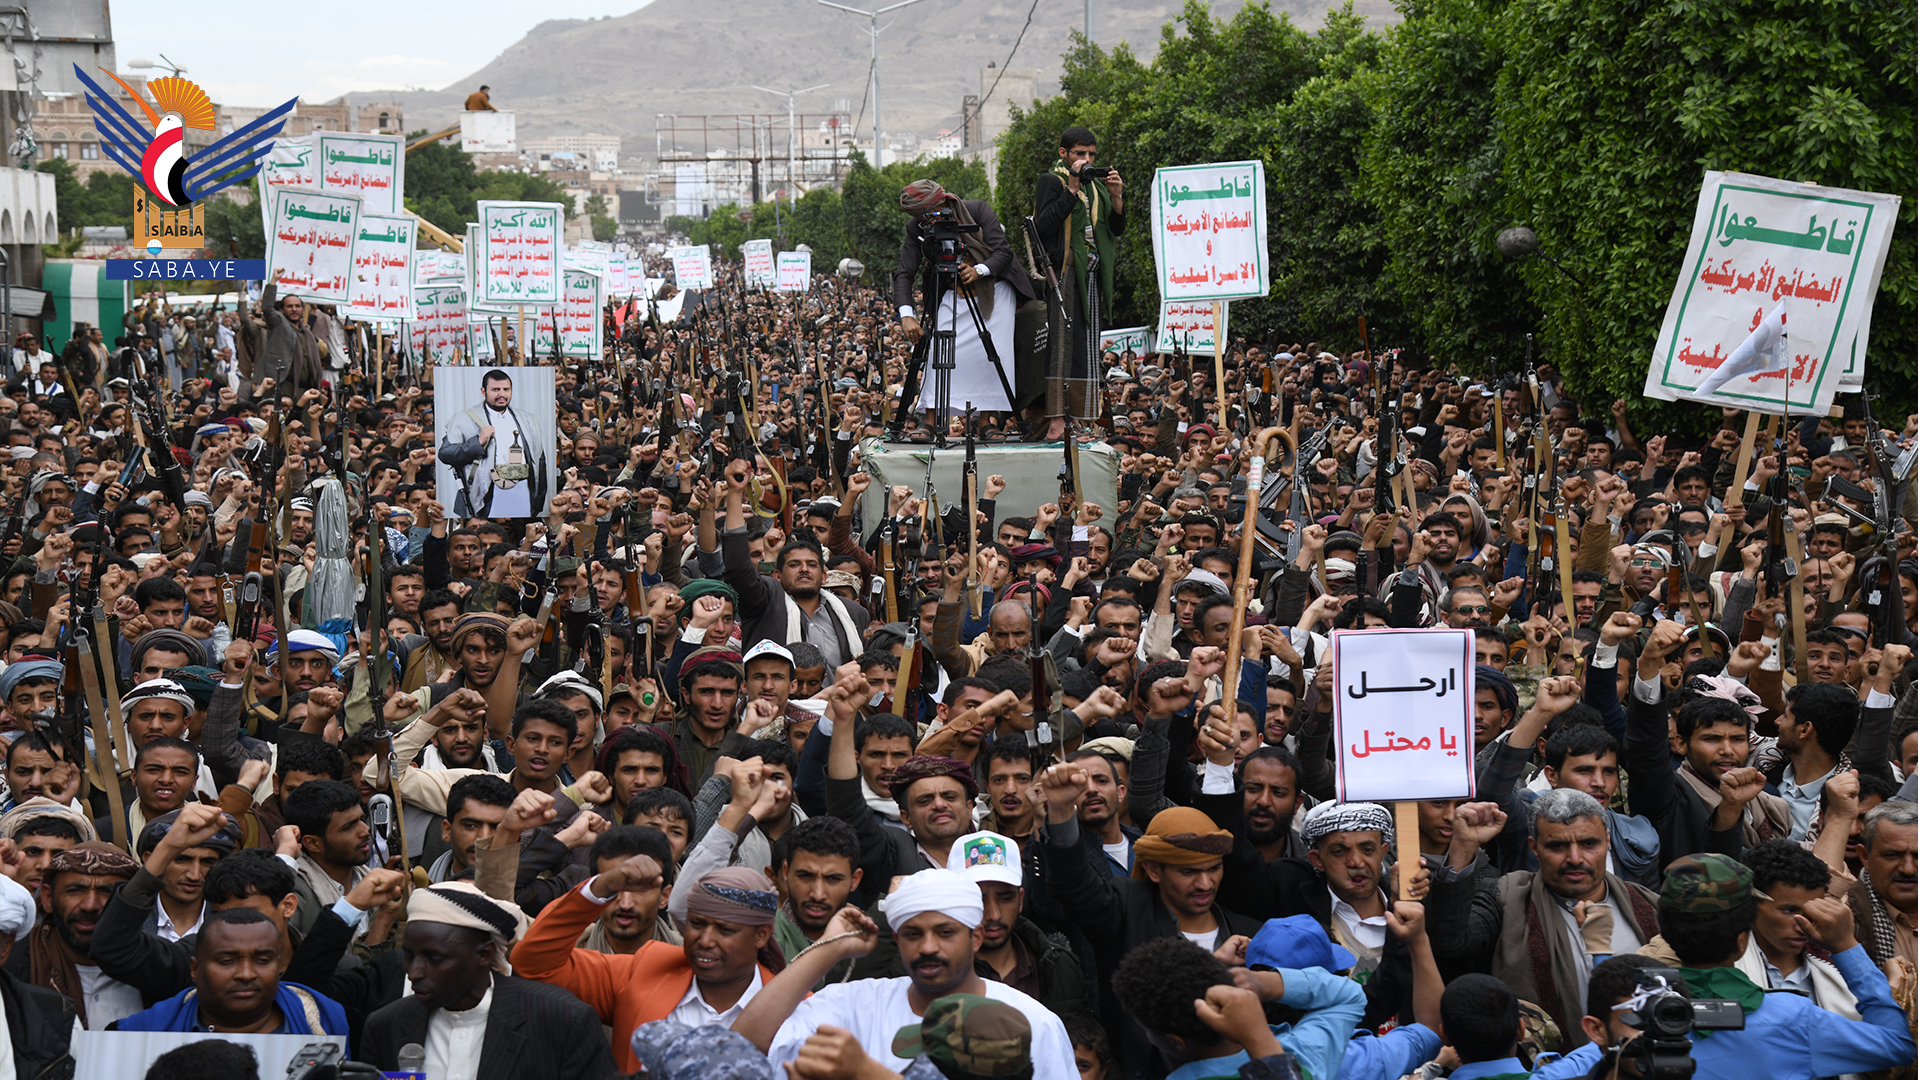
left=923, top=207, right=979, bottom=275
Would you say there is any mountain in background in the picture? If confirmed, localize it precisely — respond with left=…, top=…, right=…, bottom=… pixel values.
left=347, top=0, right=1395, bottom=159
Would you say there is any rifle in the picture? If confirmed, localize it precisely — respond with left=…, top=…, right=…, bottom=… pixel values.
left=963, top=405, right=981, bottom=618
left=1024, top=572, right=1061, bottom=756
left=879, top=527, right=900, bottom=625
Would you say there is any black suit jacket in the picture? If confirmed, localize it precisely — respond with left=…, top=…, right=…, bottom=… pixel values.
left=891, top=198, right=1038, bottom=311
left=359, top=974, right=616, bottom=1080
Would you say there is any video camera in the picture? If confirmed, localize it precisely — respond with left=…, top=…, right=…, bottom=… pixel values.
left=1589, top=975, right=1743, bottom=1080
left=1078, top=164, right=1113, bottom=180
left=921, top=206, right=979, bottom=276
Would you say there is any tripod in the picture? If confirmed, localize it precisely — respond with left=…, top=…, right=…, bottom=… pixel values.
left=891, top=253, right=1015, bottom=448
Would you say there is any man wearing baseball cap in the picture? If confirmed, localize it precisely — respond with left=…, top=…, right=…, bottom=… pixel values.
left=946, top=829, right=1084, bottom=1016
left=1655, top=852, right=1913, bottom=1079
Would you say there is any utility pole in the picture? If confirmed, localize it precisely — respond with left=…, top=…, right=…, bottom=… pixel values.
left=1086, top=0, right=1095, bottom=43
left=819, top=0, right=926, bottom=168
left=753, top=82, right=830, bottom=194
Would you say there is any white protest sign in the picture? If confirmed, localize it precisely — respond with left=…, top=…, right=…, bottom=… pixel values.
left=1099, top=326, right=1152, bottom=357
left=466, top=319, right=496, bottom=361
left=608, top=251, right=632, bottom=297
left=532, top=268, right=605, bottom=359
left=1156, top=300, right=1227, bottom=355
left=316, top=132, right=405, bottom=217
left=1331, top=628, right=1475, bottom=803
left=670, top=245, right=714, bottom=290
left=257, top=137, right=314, bottom=234
left=265, top=187, right=361, bottom=304
left=775, top=249, right=811, bottom=292
left=478, top=201, right=565, bottom=305
left=1645, top=171, right=1899, bottom=412
left=409, top=283, right=468, bottom=365
left=1150, top=160, right=1268, bottom=303
left=742, top=239, right=776, bottom=288
left=346, top=213, right=416, bottom=323
left=465, top=223, right=514, bottom=314
left=415, top=250, right=462, bottom=284
left=460, top=110, right=516, bottom=153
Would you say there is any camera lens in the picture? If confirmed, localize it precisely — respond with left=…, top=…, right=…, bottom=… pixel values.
left=1646, top=994, right=1694, bottom=1037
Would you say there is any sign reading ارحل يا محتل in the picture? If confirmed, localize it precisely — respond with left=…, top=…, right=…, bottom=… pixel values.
left=1332, top=627, right=1476, bottom=803
left=1644, top=170, right=1900, bottom=414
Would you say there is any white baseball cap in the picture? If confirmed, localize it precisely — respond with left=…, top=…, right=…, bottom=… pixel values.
left=946, top=830, right=1022, bottom=887
left=742, top=639, right=795, bottom=668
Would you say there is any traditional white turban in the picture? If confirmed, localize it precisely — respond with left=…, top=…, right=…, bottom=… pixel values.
left=407, top=881, right=530, bottom=973
left=879, top=868, right=984, bottom=930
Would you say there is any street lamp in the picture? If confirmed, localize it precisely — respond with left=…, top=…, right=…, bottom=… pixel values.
left=753, top=82, right=830, bottom=194
left=818, top=0, right=926, bottom=168
left=125, top=54, right=188, bottom=78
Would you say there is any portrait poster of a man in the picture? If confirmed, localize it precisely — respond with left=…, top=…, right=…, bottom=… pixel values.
left=435, top=366, right=554, bottom=518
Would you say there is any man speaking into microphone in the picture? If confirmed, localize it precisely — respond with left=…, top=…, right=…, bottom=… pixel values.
left=892, top=179, right=1035, bottom=424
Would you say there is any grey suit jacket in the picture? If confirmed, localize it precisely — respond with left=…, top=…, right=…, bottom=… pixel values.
left=359, top=973, right=616, bottom=1080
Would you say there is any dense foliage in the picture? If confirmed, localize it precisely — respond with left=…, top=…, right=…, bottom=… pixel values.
left=992, top=0, right=1915, bottom=421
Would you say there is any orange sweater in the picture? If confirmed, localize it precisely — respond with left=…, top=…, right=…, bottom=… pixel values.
left=509, top=881, right=771, bottom=1073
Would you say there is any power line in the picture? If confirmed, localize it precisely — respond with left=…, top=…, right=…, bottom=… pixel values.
left=957, top=0, right=1042, bottom=145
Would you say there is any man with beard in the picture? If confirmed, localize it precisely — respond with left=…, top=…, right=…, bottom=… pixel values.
left=430, top=774, right=513, bottom=884
left=399, top=589, right=462, bottom=692
left=1066, top=747, right=1139, bottom=876
left=757, top=868, right=1078, bottom=1078
left=769, top=817, right=864, bottom=985
left=359, top=881, right=614, bottom=1080
left=1627, top=621, right=1788, bottom=854
left=1386, top=513, right=1464, bottom=624
left=267, top=629, right=340, bottom=698
left=1238, top=745, right=1307, bottom=863
left=7, top=842, right=143, bottom=1028
left=0, top=872, right=74, bottom=1076
left=284, top=779, right=371, bottom=907
left=980, top=737, right=1043, bottom=846
left=1433, top=789, right=1661, bottom=1055
left=724, top=463, right=868, bottom=671
left=825, top=669, right=977, bottom=907
left=1041, top=749, right=1260, bottom=1077
left=511, top=854, right=779, bottom=1072
left=1848, top=800, right=1916, bottom=970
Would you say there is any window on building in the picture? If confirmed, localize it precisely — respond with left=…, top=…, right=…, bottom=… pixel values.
left=379, top=112, right=390, bottom=128
left=46, top=143, right=66, bottom=159
left=79, top=143, right=98, bottom=160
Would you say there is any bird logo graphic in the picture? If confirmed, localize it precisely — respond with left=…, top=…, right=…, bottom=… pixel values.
left=74, top=64, right=296, bottom=209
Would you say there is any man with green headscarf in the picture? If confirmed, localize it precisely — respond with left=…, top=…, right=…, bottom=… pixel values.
left=1033, top=125, right=1126, bottom=438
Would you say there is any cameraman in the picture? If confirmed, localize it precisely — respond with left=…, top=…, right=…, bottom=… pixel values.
left=893, top=179, right=1034, bottom=418
left=1032, top=125, right=1126, bottom=435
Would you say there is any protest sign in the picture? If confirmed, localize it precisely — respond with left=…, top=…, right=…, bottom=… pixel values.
left=1156, top=301, right=1227, bottom=355
left=532, top=268, right=606, bottom=358
left=742, top=239, right=776, bottom=288
left=1331, top=627, right=1475, bottom=804
left=264, top=186, right=360, bottom=304
left=1150, top=160, right=1268, bottom=303
left=466, top=223, right=515, bottom=314
left=415, top=250, right=462, bottom=284
left=346, top=212, right=416, bottom=323
left=609, top=248, right=633, bottom=297
left=477, top=201, right=565, bottom=305
left=410, top=283, right=468, bottom=364
left=775, top=249, right=811, bottom=292
left=257, top=137, right=314, bottom=234
left=1099, top=326, right=1152, bottom=358
left=460, top=110, right=516, bottom=153
left=316, top=132, right=405, bottom=217
left=1644, top=171, right=1900, bottom=413
left=671, top=244, right=714, bottom=290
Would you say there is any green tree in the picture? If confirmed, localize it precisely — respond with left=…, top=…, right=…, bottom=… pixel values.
left=201, top=180, right=267, bottom=259
left=585, top=193, right=618, bottom=243
left=1491, top=0, right=1916, bottom=414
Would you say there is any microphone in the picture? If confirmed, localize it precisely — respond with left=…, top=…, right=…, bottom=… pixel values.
left=397, top=1042, right=426, bottom=1076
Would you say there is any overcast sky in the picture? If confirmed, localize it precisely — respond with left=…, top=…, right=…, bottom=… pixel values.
left=111, top=1, right=656, bottom=107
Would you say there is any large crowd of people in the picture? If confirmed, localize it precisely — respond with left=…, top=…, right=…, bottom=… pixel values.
left=0, top=165, right=1909, bottom=1080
